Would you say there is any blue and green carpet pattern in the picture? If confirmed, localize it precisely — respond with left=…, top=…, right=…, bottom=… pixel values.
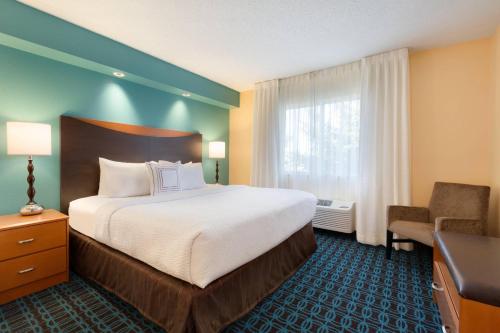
left=0, top=230, right=441, bottom=333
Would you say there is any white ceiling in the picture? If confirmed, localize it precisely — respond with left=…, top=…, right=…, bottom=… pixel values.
left=20, top=0, right=500, bottom=92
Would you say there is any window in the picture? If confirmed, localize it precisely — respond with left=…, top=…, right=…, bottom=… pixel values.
left=283, top=99, right=360, bottom=177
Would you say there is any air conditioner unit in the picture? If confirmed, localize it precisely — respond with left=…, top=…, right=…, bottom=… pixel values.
left=312, top=199, right=355, bottom=233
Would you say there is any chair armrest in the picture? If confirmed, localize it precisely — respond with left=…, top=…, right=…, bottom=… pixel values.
left=435, top=217, right=484, bottom=235
left=387, top=205, right=429, bottom=224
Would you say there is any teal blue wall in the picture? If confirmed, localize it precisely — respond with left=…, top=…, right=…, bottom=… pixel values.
left=0, top=45, right=229, bottom=215
left=0, top=1, right=239, bottom=108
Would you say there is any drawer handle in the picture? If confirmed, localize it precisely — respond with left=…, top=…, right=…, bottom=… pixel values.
left=432, top=282, right=444, bottom=292
left=441, top=324, right=451, bottom=333
left=18, top=267, right=35, bottom=274
left=18, top=238, right=34, bottom=244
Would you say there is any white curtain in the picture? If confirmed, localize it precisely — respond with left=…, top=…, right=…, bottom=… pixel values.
left=251, top=80, right=280, bottom=187
left=278, top=62, right=361, bottom=200
left=356, top=49, right=411, bottom=246
left=251, top=49, right=410, bottom=248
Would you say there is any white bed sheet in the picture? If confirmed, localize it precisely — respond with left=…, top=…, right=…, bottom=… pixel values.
left=69, top=185, right=223, bottom=237
left=69, top=185, right=316, bottom=288
left=69, top=196, right=132, bottom=238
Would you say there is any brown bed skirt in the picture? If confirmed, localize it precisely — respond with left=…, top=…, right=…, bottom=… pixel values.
left=69, top=223, right=317, bottom=333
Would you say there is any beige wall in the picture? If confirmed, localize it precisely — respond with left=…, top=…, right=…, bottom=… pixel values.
left=229, top=90, right=254, bottom=184
left=229, top=33, right=500, bottom=235
left=492, top=27, right=500, bottom=236
left=410, top=39, right=494, bottom=217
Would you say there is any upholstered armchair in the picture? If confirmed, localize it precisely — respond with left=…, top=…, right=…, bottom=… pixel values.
left=386, top=182, right=490, bottom=259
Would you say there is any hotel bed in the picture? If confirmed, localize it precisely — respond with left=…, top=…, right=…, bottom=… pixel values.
left=60, top=116, right=317, bottom=332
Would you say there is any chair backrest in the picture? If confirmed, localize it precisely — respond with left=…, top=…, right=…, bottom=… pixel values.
left=428, top=182, right=490, bottom=224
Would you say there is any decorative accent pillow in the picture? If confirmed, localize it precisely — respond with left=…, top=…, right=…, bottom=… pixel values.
left=159, top=160, right=181, bottom=165
left=180, top=163, right=206, bottom=190
left=98, top=158, right=150, bottom=197
left=146, top=162, right=181, bottom=195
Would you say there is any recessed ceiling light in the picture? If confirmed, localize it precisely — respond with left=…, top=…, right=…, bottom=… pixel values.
left=113, top=71, right=125, bottom=78
left=182, top=92, right=191, bottom=97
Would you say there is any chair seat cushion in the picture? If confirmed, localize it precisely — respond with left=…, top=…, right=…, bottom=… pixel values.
left=389, top=220, right=435, bottom=247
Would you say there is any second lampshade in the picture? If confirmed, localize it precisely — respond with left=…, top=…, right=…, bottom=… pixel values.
left=208, top=141, right=225, bottom=184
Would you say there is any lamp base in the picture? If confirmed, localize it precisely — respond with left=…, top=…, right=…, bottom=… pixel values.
left=20, top=203, right=44, bottom=216
left=215, top=160, right=220, bottom=184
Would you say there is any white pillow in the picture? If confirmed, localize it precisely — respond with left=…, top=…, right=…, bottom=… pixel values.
left=159, top=160, right=181, bottom=165
left=98, top=158, right=150, bottom=197
left=145, top=161, right=158, bottom=194
left=180, top=163, right=206, bottom=190
left=146, top=162, right=181, bottom=195
left=159, top=160, right=193, bottom=165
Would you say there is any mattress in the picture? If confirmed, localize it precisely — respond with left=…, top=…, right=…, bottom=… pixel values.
left=68, top=185, right=316, bottom=288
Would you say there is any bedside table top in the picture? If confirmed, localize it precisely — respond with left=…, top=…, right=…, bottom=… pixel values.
left=0, top=209, right=68, bottom=232
left=435, top=231, right=500, bottom=307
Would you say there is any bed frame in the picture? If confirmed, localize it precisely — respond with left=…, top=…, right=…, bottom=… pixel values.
left=60, top=116, right=316, bottom=332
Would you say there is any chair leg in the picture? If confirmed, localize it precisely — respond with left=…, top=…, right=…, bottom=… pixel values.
left=386, top=230, right=394, bottom=260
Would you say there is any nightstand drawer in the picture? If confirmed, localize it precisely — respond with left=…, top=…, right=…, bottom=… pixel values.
left=0, top=220, right=66, bottom=261
left=433, top=261, right=459, bottom=333
left=0, top=246, right=67, bottom=292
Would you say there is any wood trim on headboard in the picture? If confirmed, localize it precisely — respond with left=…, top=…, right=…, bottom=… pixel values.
left=75, top=117, right=194, bottom=137
left=60, top=116, right=202, bottom=213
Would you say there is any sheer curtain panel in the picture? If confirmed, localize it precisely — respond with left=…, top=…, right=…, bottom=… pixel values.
left=356, top=49, right=411, bottom=246
left=251, top=80, right=280, bottom=187
left=251, top=49, right=410, bottom=248
left=278, top=62, right=361, bottom=201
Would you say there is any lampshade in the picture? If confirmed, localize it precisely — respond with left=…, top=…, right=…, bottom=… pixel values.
left=208, top=141, right=225, bottom=159
left=7, top=122, right=52, bottom=156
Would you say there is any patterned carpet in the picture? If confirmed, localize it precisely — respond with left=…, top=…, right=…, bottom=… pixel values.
left=0, top=230, right=441, bottom=333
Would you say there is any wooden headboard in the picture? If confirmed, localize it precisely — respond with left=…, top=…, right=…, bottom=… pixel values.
left=60, top=116, right=202, bottom=213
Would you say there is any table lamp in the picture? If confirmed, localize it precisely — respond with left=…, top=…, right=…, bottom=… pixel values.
left=7, top=122, right=52, bottom=215
left=208, top=141, right=225, bottom=184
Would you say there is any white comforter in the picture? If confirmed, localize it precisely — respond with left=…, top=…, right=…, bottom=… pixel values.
left=92, top=185, right=316, bottom=288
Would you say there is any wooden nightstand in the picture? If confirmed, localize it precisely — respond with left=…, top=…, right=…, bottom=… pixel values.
left=433, top=232, right=500, bottom=333
left=0, top=209, right=68, bottom=304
